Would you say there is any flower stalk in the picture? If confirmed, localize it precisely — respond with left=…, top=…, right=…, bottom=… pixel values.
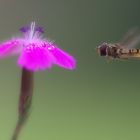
left=12, top=68, right=34, bottom=140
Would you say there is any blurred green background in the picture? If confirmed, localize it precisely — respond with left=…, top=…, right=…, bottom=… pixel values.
left=0, top=0, right=140, bottom=140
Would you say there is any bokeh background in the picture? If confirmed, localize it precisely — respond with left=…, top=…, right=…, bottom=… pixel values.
left=0, top=0, right=140, bottom=140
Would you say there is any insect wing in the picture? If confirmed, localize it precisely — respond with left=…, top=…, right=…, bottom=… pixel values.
left=120, top=27, right=140, bottom=49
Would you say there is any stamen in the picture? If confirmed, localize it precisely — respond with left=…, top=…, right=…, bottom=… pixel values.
left=35, top=26, right=44, bottom=33
left=20, top=26, right=30, bottom=33
left=29, top=22, right=36, bottom=40
left=20, top=22, right=44, bottom=40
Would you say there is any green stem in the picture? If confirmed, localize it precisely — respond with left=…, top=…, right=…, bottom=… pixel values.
left=12, top=68, right=34, bottom=140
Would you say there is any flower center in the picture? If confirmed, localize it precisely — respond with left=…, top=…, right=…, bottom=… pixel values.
left=20, top=22, right=44, bottom=40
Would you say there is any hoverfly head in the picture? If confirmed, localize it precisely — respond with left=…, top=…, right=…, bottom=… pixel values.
left=97, top=42, right=108, bottom=56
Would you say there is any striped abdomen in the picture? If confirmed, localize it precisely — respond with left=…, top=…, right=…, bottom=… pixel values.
left=117, top=48, right=140, bottom=58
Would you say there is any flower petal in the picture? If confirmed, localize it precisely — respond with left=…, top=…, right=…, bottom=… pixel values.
left=18, top=43, right=55, bottom=71
left=47, top=44, right=76, bottom=70
left=0, top=39, right=21, bottom=57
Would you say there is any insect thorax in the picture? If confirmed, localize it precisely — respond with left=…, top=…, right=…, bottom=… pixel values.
left=106, top=44, right=119, bottom=58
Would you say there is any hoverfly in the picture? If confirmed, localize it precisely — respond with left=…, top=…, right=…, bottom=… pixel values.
left=97, top=28, right=140, bottom=59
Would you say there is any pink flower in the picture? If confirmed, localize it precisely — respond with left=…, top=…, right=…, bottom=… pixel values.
left=0, top=22, right=76, bottom=71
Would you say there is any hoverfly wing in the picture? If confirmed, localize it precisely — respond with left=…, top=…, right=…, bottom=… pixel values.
left=120, top=27, right=140, bottom=49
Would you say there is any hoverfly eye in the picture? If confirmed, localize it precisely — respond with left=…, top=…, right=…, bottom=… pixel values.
left=99, top=43, right=108, bottom=56
left=19, top=26, right=30, bottom=33
left=35, top=26, right=44, bottom=33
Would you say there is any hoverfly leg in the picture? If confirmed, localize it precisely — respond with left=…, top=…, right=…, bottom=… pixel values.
left=106, top=56, right=113, bottom=63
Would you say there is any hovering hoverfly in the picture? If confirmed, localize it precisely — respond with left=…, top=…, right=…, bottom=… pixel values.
left=97, top=28, right=140, bottom=59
